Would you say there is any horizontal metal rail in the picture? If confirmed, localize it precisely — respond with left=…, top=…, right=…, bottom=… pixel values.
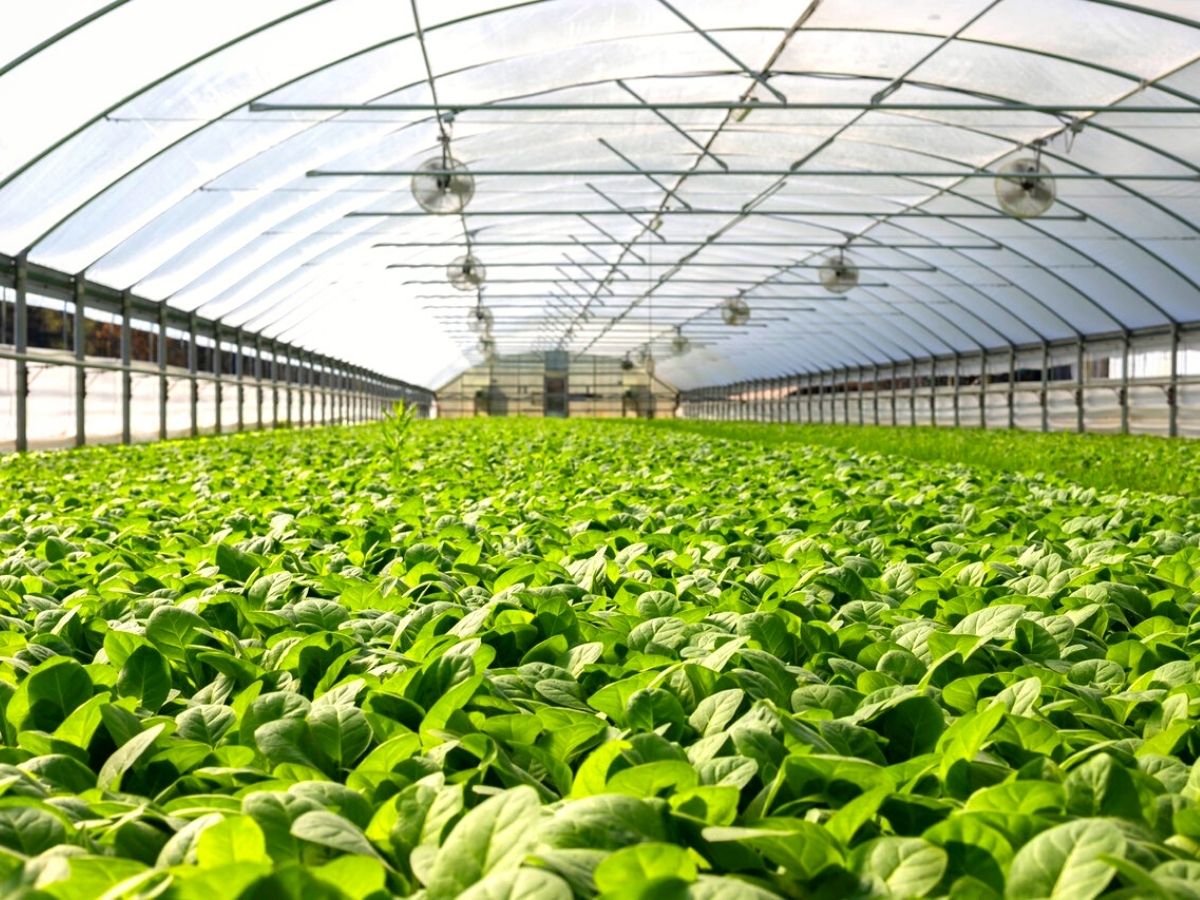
left=315, top=168, right=1197, bottom=180
left=353, top=209, right=1086, bottom=220
left=253, top=101, right=1200, bottom=113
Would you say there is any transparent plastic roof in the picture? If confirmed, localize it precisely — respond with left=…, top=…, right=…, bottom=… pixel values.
left=2, top=0, right=1198, bottom=388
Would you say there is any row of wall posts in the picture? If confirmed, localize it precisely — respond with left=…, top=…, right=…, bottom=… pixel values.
left=5, top=261, right=432, bottom=452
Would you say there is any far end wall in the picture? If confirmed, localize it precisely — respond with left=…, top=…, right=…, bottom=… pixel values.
left=436, top=352, right=677, bottom=419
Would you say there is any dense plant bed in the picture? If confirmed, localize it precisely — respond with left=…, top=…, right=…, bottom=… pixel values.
left=0, top=420, right=1198, bottom=898
left=652, top=420, right=1200, bottom=498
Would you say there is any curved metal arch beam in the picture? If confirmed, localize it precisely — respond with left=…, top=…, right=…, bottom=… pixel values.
left=44, top=51, right=1190, bottom=324
left=583, top=95, right=1170, bottom=351
left=0, top=2, right=136, bottom=78
left=39, top=54, right=760, bottom=283
left=831, top=239, right=1033, bottom=347
left=784, top=213, right=1056, bottom=344
left=713, top=109, right=1179, bottom=336
left=14, top=16, right=1195, bottom=362
left=17, top=3, right=519, bottom=262
left=761, top=106, right=1191, bottom=330
left=862, top=283, right=992, bottom=353
left=778, top=128, right=1188, bottom=335
left=835, top=88, right=1200, bottom=323
left=0, top=0, right=347, bottom=195
left=30, top=17, right=1200, bottom=281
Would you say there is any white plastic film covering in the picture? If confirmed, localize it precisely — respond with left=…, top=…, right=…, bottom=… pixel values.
left=0, top=0, right=1197, bottom=388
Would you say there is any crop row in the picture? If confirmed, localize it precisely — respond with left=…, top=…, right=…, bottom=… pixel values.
left=0, top=420, right=1197, bottom=898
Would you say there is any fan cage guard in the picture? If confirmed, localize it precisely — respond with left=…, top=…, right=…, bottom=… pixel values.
left=448, top=254, right=486, bottom=291
left=721, top=297, right=751, bottom=326
left=819, top=253, right=859, bottom=294
left=411, top=154, right=476, bottom=214
left=994, top=156, right=1056, bottom=219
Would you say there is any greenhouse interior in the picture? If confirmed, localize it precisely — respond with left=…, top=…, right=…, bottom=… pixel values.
left=2, top=2, right=1200, bottom=898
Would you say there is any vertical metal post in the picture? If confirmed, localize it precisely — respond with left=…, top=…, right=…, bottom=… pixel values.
left=120, top=290, right=132, bottom=445
left=235, top=328, right=245, bottom=432
left=73, top=274, right=87, bottom=448
left=254, top=334, right=264, bottom=429
left=303, top=352, right=312, bottom=426
left=213, top=322, right=222, bottom=436
left=320, top=358, right=327, bottom=424
left=953, top=354, right=961, bottom=428
left=188, top=312, right=198, bottom=438
left=1120, top=335, right=1130, bottom=435
left=1075, top=338, right=1085, bottom=433
left=285, top=349, right=294, bottom=427
left=842, top=370, right=848, bottom=424
left=930, top=358, right=937, bottom=427
left=891, top=363, right=898, bottom=426
left=157, top=303, right=168, bottom=441
left=872, top=364, right=880, bottom=426
left=13, top=255, right=28, bottom=452
left=1168, top=326, right=1180, bottom=438
left=271, top=342, right=280, bottom=427
left=979, top=351, right=987, bottom=430
left=857, top=366, right=864, bottom=425
left=1040, top=342, right=1050, bottom=433
left=909, top=359, right=917, bottom=427
left=807, top=373, right=814, bottom=423
left=1008, top=347, right=1016, bottom=430
left=296, top=350, right=305, bottom=428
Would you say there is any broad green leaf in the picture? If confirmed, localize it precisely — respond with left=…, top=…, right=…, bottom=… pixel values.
left=424, top=786, right=542, bottom=900
left=1005, top=819, right=1124, bottom=900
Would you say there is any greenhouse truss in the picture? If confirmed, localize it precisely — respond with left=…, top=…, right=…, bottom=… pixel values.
left=2, top=0, right=1200, bottom=443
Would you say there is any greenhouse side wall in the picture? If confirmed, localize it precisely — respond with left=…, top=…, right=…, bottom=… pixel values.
left=679, top=328, right=1200, bottom=438
left=0, top=265, right=433, bottom=453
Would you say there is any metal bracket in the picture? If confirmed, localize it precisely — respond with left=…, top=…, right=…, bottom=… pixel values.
left=597, top=138, right=693, bottom=210
left=653, top=0, right=787, bottom=104
left=585, top=183, right=668, bottom=239
left=617, top=80, right=729, bottom=171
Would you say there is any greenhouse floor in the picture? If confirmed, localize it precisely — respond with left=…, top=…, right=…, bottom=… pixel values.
left=0, top=420, right=1197, bottom=897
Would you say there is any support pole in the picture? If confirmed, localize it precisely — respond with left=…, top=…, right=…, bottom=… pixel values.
left=188, top=313, right=199, bottom=438
left=1169, top=326, right=1180, bottom=438
left=157, top=303, right=168, bottom=441
left=296, top=350, right=306, bottom=428
left=120, top=290, right=132, bottom=445
left=320, top=358, right=327, bottom=424
left=979, top=351, right=987, bottom=430
left=891, top=363, right=898, bottom=426
left=1040, top=342, right=1049, bottom=433
left=857, top=366, right=865, bottom=425
left=930, top=358, right=938, bottom=427
left=1120, top=335, right=1130, bottom=435
left=284, top=349, right=293, bottom=427
left=1075, top=338, right=1085, bottom=433
left=842, top=369, right=850, bottom=424
left=235, top=328, right=245, bottom=432
left=953, top=354, right=961, bottom=428
left=13, top=255, right=28, bottom=452
left=73, top=275, right=86, bottom=448
left=872, top=364, right=880, bottom=426
left=254, top=334, right=264, bottom=430
left=270, top=342, right=280, bottom=427
left=910, top=359, right=917, bottom=427
left=213, top=322, right=222, bottom=436
left=1008, top=347, right=1016, bottom=430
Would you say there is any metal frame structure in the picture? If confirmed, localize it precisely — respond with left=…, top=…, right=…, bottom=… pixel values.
left=0, top=254, right=432, bottom=452
left=680, top=326, right=1200, bottom=438
left=1, top=3, right=1200, bottom=424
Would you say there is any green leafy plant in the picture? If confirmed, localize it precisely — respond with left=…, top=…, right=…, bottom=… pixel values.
left=378, top=400, right=416, bottom=476
left=0, top=419, right=1196, bottom=898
